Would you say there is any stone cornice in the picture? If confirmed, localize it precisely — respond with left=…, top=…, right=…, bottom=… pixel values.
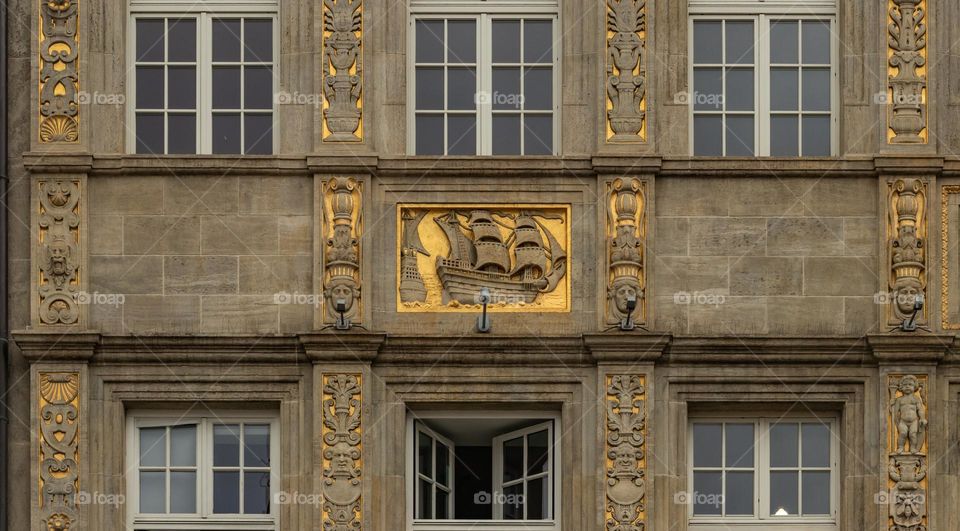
left=583, top=333, right=670, bottom=363
left=867, top=334, right=954, bottom=363
left=664, top=337, right=872, bottom=364
left=12, top=331, right=100, bottom=362
left=96, top=335, right=306, bottom=363
left=378, top=335, right=590, bottom=366
left=300, top=332, right=386, bottom=363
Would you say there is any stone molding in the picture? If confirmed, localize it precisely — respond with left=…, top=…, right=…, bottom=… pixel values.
left=867, top=334, right=951, bottom=363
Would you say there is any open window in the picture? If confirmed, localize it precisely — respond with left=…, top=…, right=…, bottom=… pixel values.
left=408, top=412, right=560, bottom=530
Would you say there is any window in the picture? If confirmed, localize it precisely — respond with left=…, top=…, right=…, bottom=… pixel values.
left=409, top=0, right=559, bottom=155
left=688, top=416, right=839, bottom=530
left=407, top=412, right=560, bottom=530
left=126, top=411, right=279, bottom=530
left=688, top=0, right=836, bottom=156
left=129, top=0, right=277, bottom=154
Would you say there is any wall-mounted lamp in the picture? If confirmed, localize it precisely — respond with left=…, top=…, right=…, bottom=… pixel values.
left=901, top=293, right=924, bottom=332
left=335, top=298, right=351, bottom=330
left=619, top=294, right=637, bottom=331
left=477, top=288, right=491, bottom=333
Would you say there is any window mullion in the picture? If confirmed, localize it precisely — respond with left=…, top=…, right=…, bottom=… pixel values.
left=480, top=14, right=492, bottom=155
left=200, top=13, right=212, bottom=154
left=758, top=14, right=770, bottom=156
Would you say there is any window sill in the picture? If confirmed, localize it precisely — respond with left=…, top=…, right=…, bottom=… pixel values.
left=689, top=521, right=838, bottom=531
left=412, top=520, right=559, bottom=531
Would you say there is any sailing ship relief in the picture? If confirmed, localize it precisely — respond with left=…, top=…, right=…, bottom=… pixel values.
left=398, top=205, right=571, bottom=311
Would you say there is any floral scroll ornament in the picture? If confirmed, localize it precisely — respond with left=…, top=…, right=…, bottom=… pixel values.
left=39, top=0, right=80, bottom=142
left=322, top=374, right=362, bottom=530
left=887, top=375, right=928, bottom=531
left=605, top=375, right=646, bottom=531
left=39, top=372, right=80, bottom=531
left=606, top=0, right=646, bottom=141
left=887, top=0, right=927, bottom=143
left=322, top=0, right=363, bottom=141
left=38, top=180, right=81, bottom=325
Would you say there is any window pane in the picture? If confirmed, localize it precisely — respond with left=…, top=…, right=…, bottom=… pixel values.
left=447, top=20, right=476, bottom=64
left=802, top=115, right=831, bottom=156
left=213, top=67, right=242, bottom=109
left=212, top=19, right=242, bottom=62
left=245, top=114, right=273, bottom=155
left=770, top=423, right=799, bottom=467
left=447, top=114, right=476, bottom=155
left=492, top=114, right=521, bottom=155
left=502, top=482, right=524, bottom=519
left=418, top=430, right=433, bottom=477
left=213, top=471, right=240, bottom=513
left=136, top=113, right=164, bottom=154
left=770, top=115, right=799, bottom=156
left=726, top=115, right=754, bottom=156
left=415, top=115, right=444, bottom=155
left=528, top=429, right=549, bottom=475
left=170, top=471, right=196, bottom=513
left=212, top=113, right=242, bottom=154
left=524, top=67, right=552, bottom=110
left=136, top=19, right=165, bottom=62
left=492, top=20, right=521, bottom=63
left=167, top=66, right=196, bottom=109
left=527, top=476, right=546, bottom=519
left=802, top=470, right=831, bottom=515
left=802, top=20, right=831, bottom=64
left=214, top=424, right=241, bottom=467
left=725, top=423, right=754, bottom=467
left=416, top=20, right=445, bottom=63
left=244, top=19, right=273, bottom=62
left=139, top=471, right=166, bottom=513
left=725, top=68, right=754, bottom=111
left=436, top=442, right=449, bottom=486
left=416, top=67, right=444, bottom=110
left=244, top=471, right=271, bottom=514
left=770, top=68, right=798, bottom=111
left=693, top=68, right=722, bottom=111
left=447, top=67, right=476, bottom=110
left=801, top=423, right=831, bottom=467
left=693, top=115, right=723, bottom=156
left=417, top=478, right=432, bottom=518
left=245, top=66, right=274, bottom=109
left=770, top=470, right=799, bottom=516
left=244, top=424, right=271, bottom=467
left=167, top=19, right=196, bottom=62
left=493, top=68, right=522, bottom=110
left=168, top=114, right=196, bottom=154
left=503, top=436, right=524, bottom=483
left=725, top=21, right=755, bottom=64
left=802, top=68, right=831, bottom=111
left=692, top=471, right=722, bottom=515
left=693, top=21, right=722, bottom=64
left=770, top=21, right=798, bottom=64
left=136, top=67, right=164, bottom=109
left=524, top=115, right=553, bottom=155
left=170, top=425, right=196, bottom=466
left=140, top=427, right=167, bottom=467
left=436, top=489, right=449, bottom=518
left=693, top=423, right=722, bottom=467
left=525, top=20, right=553, bottom=63
left=725, top=471, right=754, bottom=515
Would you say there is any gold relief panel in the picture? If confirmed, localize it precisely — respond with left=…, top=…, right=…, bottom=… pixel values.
left=886, top=374, right=928, bottom=531
left=605, top=375, right=646, bottom=530
left=606, top=0, right=647, bottom=142
left=886, top=0, right=928, bottom=144
left=321, top=0, right=363, bottom=141
left=38, top=0, right=80, bottom=143
left=38, top=372, right=81, bottom=530
left=940, top=185, right=960, bottom=328
left=36, top=178, right=83, bottom=326
left=321, top=374, right=362, bottom=530
left=887, top=179, right=926, bottom=327
left=397, top=204, right=571, bottom=312
left=321, top=178, right=363, bottom=324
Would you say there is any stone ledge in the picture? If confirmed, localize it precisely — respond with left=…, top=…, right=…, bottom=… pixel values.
left=378, top=335, right=590, bottom=366
left=12, top=331, right=100, bottom=362
left=867, top=334, right=954, bottom=363
left=583, top=332, right=670, bottom=363
left=664, top=336, right=871, bottom=364
left=300, top=332, right=386, bottom=363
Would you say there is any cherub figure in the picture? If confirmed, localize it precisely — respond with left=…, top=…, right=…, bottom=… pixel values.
left=890, top=375, right=926, bottom=454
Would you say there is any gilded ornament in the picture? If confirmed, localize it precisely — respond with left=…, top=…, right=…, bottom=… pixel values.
left=887, top=0, right=927, bottom=143
left=321, top=374, right=362, bottom=530
left=887, top=375, right=928, bottom=531
left=606, top=178, right=645, bottom=325
left=606, top=0, right=646, bottom=141
left=322, top=178, right=362, bottom=324
left=39, top=0, right=80, bottom=143
left=37, top=180, right=82, bottom=325
left=887, top=179, right=926, bottom=327
left=322, top=0, right=363, bottom=141
left=38, top=372, right=80, bottom=531
left=605, top=375, right=646, bottom=531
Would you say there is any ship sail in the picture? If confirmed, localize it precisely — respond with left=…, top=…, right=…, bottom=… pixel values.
left=510, top=214, right=549, bottom=276
left=434, top=213, right=476, bottom=266
left=468, top=211, right=510, bottom=272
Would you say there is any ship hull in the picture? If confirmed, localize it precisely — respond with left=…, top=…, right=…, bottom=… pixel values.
left=437, top=259, right=545, bottom=305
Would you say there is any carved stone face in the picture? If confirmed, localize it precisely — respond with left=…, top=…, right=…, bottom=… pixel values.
left=899, top=378, right=918, bottom=396
left=611, top=281, right=639, bottom=315
left=894, top=279, right=921, bottom=315
left=330, top=441, right=355, bottom=474
left=611, top=444, right=637, bottom=471
left=48, top=240, right=69, bottom=276
left=328, top=280, right=356, bottom=312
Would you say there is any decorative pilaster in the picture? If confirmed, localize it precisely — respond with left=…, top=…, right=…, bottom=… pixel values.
left=322, top=0, right=363, bottom=142
left=887, top=374, right=928, bottom=531
left=887, top=179, right=927, bottom=327
left=606, top=0, right=646, bottom=142
left=38, top=372, right=80, bottom=531
left=321, top=374, right=362, bottom=530
left=887, top=0, right=927, bottom=144
left=605, top=375, right=646, bottom=531
left=606, top=178, right=646, bottom=326
left=36, top=178, right=83, bottom=326
left=322, top=177, right=362, bottom=324
left=39, top=0, right=80, bottom=143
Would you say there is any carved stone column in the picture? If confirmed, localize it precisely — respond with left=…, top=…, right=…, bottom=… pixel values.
left=320, top=177, right=362, bottom=326
left=606, top=178, right=646, bottom=326
left=886, top=374, right=928, bottom=531
left=33, top=177, right=85, bottom=327
left=887, top=178, right=926, bottom=328
left=606, top=0, right=646, bottom=142
left=322, top=0, right=363, bottom=142
left=604, top=374, right=647, bottom=531
left=39, top=0, right=80, bottom=143
left=38, top=371, right=81, bottom=530
left=887, top=0, right=927, bottom=144
left=321, top=374, right=363, bottom=530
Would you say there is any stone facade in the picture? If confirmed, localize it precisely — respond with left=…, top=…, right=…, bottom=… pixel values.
left=4, top=1, right=960, bottom=531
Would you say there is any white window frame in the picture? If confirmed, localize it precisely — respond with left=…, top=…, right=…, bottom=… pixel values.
left=414, top=421, right=457, bottom=519
left=406, top=410, right=561, bottom=531
left=491, top=420, right=554, bottom=520
left=687, top=0, right=838, bottom=156
left=687, top=415, right=840, bottom=531
left=125, top=410, right=281, bottom=531
left=126, top=0, right=280, bottom=155
left=407, top=0, right=561, bottom=156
